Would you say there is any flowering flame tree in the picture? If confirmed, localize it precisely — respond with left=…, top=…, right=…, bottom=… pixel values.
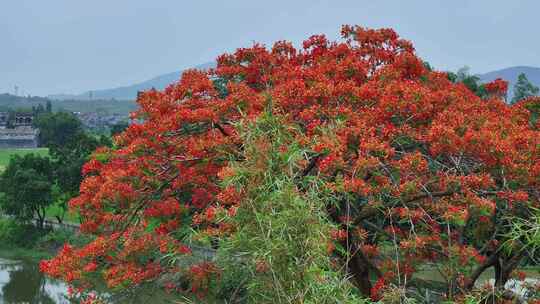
left=41, top=25, right=540, bottom=302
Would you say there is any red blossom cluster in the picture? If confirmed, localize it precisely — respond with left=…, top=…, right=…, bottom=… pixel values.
left=484, top=78, right=508, bottom=99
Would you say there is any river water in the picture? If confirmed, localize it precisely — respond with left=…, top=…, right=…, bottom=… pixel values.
left=0, top=257, right=181, bottom=304
left=0, top=257, right=69, bottom=303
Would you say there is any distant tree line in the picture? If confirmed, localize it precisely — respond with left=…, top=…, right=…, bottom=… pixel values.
left=446, top=66, right=539, bottom=103
left=512, top=72, right=540, bottom=103
left=0, top=93, right=50, bottom=105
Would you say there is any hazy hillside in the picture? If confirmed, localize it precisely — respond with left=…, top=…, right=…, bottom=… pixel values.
left=0, top=93, right=50, bottom=110
left=5, top=62, right=217, bottom=115
left=0, top=93, right=137, bottom=115
left=478, top=66, right=540, bottom=98
left=49, top=62, right=215, bottom=101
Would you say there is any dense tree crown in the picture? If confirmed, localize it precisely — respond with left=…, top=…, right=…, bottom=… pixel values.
left=41, top=25, right=540, bottom=302
left=0, top=154, right=54, bottom=229
left=31, top=112, right=111, bottom=224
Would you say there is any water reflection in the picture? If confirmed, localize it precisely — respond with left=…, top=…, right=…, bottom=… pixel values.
left=0, top=258, right=69, bottom=304
left=0, top=257, right=181, bottom=304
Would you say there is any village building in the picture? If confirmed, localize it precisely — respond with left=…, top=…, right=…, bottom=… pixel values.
left=0, top=112, right=39, bottom=148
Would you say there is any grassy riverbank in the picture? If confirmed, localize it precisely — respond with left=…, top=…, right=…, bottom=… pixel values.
left=0, top=246, right=51, bottom=260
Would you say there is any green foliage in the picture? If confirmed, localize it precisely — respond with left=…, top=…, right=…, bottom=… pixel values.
left=212, top=77, right=229, bottom=98
left=447, top=67, right=487, bottom=99
left=423, top=61, right=433, bottom=72
left=53, top=133, right=104, bottom=195
left=0, top=111, right=110, bottom=229
left=0, top=218, right=88, bottom=260
left=215, top=112, right=362, bottom=303
left=0, top=154, right=54, bottom=228
left=525, top=100, right=540, bottom=129
left=45, top=185, right=80, bottom=223
left=512, top=73, right=539, bottom=104
left=506, top=207, right=540, bottom=254
left=0, top=148, right=48, bottom=170
left=36, top=227, right=92, bottom=249
left=31, top=101, right=51, bottom=116
left=33, top=111, right=84, bottom=149
left=110, top=121, right=129, bottom=136
left=0, top=218, right=47, bottom=248
left=35, top=111, right=111, bottom=199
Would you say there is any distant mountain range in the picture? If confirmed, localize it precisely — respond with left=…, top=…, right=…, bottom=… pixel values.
left=46, top=64, right=540, bottom=102
left=48, top=62, right=215, bottom=101
left=478, top=66, right=540, bottom=99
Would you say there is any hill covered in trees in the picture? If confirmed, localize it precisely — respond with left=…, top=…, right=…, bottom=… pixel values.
left=0, top=94, right=51, bottom=110
left=0, top=93, right=136, bottom=115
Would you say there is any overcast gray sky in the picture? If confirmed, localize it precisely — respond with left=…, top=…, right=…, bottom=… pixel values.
left=1, top=0, right=538, bottom=96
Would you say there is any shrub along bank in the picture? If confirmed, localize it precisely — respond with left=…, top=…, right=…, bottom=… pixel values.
left=0, top=218, right=89, bottom=259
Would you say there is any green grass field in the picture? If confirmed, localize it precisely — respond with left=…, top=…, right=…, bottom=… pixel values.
left=0, top=148, right=49, bottom=171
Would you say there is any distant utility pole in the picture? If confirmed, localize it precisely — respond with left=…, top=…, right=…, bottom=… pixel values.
left=14, top=85, right=19, bottom=96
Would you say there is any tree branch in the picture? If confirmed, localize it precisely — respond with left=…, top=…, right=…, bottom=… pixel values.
left=300, top=154, right=320, bottom=177
left=213, top=122, right=230, bottom=137
left=465, top=249, right=500, bottom=290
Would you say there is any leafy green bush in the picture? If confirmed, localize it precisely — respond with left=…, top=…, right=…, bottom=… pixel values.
left=0, top=218, right=47, bottom=248
left=0, top=218, right=90, bottom=254
left=36, top=228, right=92, bottom=249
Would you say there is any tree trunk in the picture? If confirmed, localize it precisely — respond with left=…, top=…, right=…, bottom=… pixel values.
left=35, top=207, right=45, bottom=230
left=345, top=241, right=374, bottom=295
left=494, top=258, right=503, bottom=287
left=495, top=251, right=525, bottom=288
left=326, top=205, right=379, bottom=296
left=465, top=250, right=499, bottom=291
